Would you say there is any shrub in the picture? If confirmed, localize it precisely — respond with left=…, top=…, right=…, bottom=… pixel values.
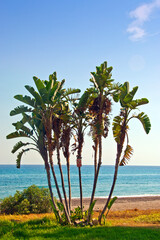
left=0, top=185, right=52, bottom=215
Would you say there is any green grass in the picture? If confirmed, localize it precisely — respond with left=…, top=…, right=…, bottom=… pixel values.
left=0, top=218, right=160, bottom=240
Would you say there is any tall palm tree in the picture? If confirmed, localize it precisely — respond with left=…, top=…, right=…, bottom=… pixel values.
left=72, top=91, right=91, bottom=212
left=6, top=112, right=62, bottom=222
left=98, top=82, right=151, bottom=223
left=7, top=72, right=80, bottom=223
left=87, top=61, right=119, bottom=222
left=60, top=114, right=72, bottom=213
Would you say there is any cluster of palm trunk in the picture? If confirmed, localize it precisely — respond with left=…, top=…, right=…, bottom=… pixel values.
left=7, top=62, right=151, bottom=224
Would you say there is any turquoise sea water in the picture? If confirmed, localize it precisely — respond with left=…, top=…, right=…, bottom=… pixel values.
left=0, top=165, right=160, bottom=199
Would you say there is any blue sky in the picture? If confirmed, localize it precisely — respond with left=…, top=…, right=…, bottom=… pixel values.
left=0, top=0, right=160, bottom=165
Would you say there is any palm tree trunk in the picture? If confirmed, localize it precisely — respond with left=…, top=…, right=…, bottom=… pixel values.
left=98, top=144, right=121, bottom=224
left=77, top=132, right=83, bottom=213
left=66, top=157, right=71, bottom=213
left=78, top=166, right=83, bottom=211
left=47, top=131, right=71, bottom=223
left=94, top=139, right=98, bottom=178
left=98, top=117, right=127, bottom=224
left=44, top=158, right=62, bottom=222
left=57, top=143, right=70, bottom=216
left=49, top=156, right=71, bottom=223
left=87, top=135, right=102, bottom=223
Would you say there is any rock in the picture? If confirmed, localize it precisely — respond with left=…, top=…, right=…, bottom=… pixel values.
left=74, top=219, right=86, bottom=226
left=92, top=219, right=99, bottom=226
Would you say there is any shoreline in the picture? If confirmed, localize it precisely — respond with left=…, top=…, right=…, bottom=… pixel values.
left=71, top=196, right=160, bottom=211
left=1, top=195, right=160, bottom=212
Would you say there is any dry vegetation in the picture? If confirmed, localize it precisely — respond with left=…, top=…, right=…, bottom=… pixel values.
left=1, top=209, right=160, bottom=227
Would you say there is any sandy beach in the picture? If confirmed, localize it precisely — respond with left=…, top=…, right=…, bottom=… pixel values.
left=71, top=196, right=160, bottom=211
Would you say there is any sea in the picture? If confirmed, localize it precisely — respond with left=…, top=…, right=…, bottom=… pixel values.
left=0, top=165, right=160, bottom=200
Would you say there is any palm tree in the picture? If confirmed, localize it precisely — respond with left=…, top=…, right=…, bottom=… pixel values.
left=6, top=112, right=62, bottom=222
left=87, top=61, right=118, bottom=222
left=98, top=82, right=151, bottom=224
left=72, top=91, right=91, bottom=212
left=7, top=72, right=80, bottom=223
left=60, top=114, right=72, bottom=213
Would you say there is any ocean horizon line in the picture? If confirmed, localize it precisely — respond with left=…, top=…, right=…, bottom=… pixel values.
left=1, top=164, right=160, bottom=167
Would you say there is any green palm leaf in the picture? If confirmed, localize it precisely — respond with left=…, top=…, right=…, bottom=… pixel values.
left=49, top=81, right=61, bottom=101
left=119, top=145, right=133, bottom=166
left=16, top=149, right=30, bottom=168
left=33, top=77, right=48, bottom=103
left=112, top=116, right=123, bottom=143
left=10, top=106, right=32, bottom=116
left=6, top=131, right=29, bottom=139
left=77, top=91, right=90, bottom=112
left=123, top=86, right=138, bottom=104
left=107, top=196, right=117, bottom=210
left=25, top=85, right=43, bottom=105
left=63, top=88, right=81, bottom=97
left=12, top=141, right=30, bottom=153
left=134, top=112, right=151, bottom=134
left=127, top=98, right=149, bottom=109
left=14, top=95, right=36, bottom=107
left=120, top=82, right=129, bottom=107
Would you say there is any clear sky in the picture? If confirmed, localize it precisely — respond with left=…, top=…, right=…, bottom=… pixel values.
left=0, top=0, right=160, bottom=166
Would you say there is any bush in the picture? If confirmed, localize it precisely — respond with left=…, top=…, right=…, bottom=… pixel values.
left=0, top=185, right=52, bottom=215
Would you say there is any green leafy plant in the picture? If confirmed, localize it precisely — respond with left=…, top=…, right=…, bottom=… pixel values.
left=70, top=206, right=83, bottom=222
left=0, top=185, right=52, bottom=215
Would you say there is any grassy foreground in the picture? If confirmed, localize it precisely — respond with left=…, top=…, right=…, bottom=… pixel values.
left=0, top=216, right=160, bottom=240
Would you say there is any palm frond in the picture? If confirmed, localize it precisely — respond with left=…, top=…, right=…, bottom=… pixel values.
left=14, top=95, right=36, bottom=108
left=12, top=123, right=33, bottom=136
left=77, top=91, right=90, bottom=112
left=6, top=131, right=29, bottom=139
left=33, top=76, right=49, bottom=103
left=25, top=85, right=43, bottom=105
left=127, top=98, right=149, bottom=109
left=16, top=149, right=30, bottom=168
left=10, top=106, right=32, bottom=116
left=12, top=141, right=30, bottom=153
left=123, top=86, right=138, bottom=104
left=112, top=116, right=123, bottom=143
left=119, top=145, right=133, bottom=166
left=134, top=112, right=151, bottom=134
left=119, top=82, right=129, bottom=107
left=64, top=88, right=81, bottom=97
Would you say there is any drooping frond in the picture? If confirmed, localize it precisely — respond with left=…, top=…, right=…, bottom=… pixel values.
left=119, top=145, right=133, bottom=166
left=20, top=126, right=34, bottom=136
left=6, top=131, right=29, bottom=139
left=16, top=149, right=30, bottom=168
left=12, top=123, right=33, bottom=136
left=22, top=113, right=35, bottom=129
left=134, top=112, right=151, bottom=134
left=10, top=106, right=32, bottom=116
left=11, top=141, right=30, bottom=153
